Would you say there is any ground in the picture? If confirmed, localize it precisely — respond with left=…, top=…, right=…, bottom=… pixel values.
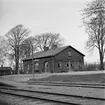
left=0, top=70, right=105, bottom=104
left=1, top=70, right=105, bottom=83
left=28, top=72, right=105, bottom=83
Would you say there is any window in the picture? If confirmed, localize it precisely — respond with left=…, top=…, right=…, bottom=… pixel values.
left=66, top=62, right=69, bottom=68
left=27, top=64, right=30, bottom=70
left=35, top=63, right=39, bottom=70
left=27, top=64, right=30, bottom=73
left=78, top=60, right=82, bottom=69
left=45, top=62, right=49, bottom=68
left=45, top=62, right=49, bottom=72
left=71, top=61, right=74, bottom=69
left=58, top=62, right=62, bottom=69
left=68, top=51, right=71, bottom=56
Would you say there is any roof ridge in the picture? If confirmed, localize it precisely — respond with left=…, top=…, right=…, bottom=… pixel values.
left=34, top=45, right=68, bottom=53
left=23, top=45, right=84, bottom=61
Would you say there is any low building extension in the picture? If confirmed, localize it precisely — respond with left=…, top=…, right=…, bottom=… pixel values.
left=0, top=65, right=12, bottom=75
left=23, top=45, right=85, bottom=73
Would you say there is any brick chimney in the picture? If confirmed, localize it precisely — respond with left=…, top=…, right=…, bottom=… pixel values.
left=51, top=44, right=58, bottom=50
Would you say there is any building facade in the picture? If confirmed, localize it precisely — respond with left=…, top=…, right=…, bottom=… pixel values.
left=23, top=45, right=85, bottom=73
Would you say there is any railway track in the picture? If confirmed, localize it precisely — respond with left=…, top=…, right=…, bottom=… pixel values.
left=0, top=86, right=105, bottom=105
left=27, top=81, right=105, bottom=89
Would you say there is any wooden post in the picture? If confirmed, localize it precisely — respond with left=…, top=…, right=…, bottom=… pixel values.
left=32, top=44, right=34, bottom=77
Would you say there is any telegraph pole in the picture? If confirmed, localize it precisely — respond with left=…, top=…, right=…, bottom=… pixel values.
left=32, top=43, right=34, bottom=77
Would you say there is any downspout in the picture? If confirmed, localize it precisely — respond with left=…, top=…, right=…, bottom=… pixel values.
left=32, top=44, right=34, bottom=76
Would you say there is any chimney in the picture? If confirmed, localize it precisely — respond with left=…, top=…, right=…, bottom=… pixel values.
left=44, top=47, right=49, bottom=51
left=51, top=44, right=58, bottom=50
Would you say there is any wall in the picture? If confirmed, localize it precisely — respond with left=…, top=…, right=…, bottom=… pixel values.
left=54, top=46, right=84, bottom=72
left=23, top=57, right=54, bottom=73
left=23, top=60, right=32, bottom=73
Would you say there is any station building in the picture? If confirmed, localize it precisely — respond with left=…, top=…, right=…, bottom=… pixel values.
left=23, top=45, right=85, bottom=73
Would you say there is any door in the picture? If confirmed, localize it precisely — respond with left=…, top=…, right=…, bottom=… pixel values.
left=66, top=61, right=72, bottom=71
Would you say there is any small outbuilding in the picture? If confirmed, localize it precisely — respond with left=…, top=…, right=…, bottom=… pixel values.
left=23, top=45, right=85, bottom=73
left=0, top=65, right=12, bottom=75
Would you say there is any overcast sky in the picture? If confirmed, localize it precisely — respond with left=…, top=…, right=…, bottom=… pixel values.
left=0, top=0, right=99, bottom=63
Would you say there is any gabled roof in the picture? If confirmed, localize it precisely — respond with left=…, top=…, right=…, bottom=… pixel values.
left=23, top=45, right=85, bottom=61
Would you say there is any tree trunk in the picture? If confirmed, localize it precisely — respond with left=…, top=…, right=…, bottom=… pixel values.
left=15, top=59, right=19, bottom=74
left=15, top=48, right=19, bottom=74
left=99, top=51, right=104, bottom=70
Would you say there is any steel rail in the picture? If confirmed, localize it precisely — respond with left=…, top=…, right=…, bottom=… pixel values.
left=0, top=86, right=105, bottom=105
left=27, top=81, right=105, bottom=89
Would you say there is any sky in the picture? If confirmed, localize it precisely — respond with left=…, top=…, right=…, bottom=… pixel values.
left=0, top=0, right=99, bottom=63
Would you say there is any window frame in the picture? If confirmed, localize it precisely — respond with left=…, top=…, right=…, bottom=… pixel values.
left=45, top=62, right=49, bottom=68
left=27, top=64, right=30, bottom=73
left=68, top=51, right=72, bottom=56
left=27, top=64, right=30, bottom=70
left=57, top=61, right=62, bottom=69
left=66, top=62, right=70, bottom=68
left=34, top=62, right=39, bottom=70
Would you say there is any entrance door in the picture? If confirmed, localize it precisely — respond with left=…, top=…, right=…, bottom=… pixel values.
left=66, top=61, right=72, bottom=71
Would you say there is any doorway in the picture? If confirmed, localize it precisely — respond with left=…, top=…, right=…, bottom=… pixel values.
left=66, top=61, right=72, bottom=71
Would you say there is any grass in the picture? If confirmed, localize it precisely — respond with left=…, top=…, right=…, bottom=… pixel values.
left=28, top=73, right=105, bottom=83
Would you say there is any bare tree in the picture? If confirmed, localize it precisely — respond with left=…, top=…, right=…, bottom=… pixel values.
left=21, top=36, right=37, bottom=75
left=34, top=32, right=64, bottom=51
left=0, top=36, right=9, bottom=65
left=8, top=52, right=15, bottom=68
left=20, top=36, right=37, bottom=58
left=82, top=0, right=105, bottom=70
left=20, top=38, right=32, bottom=58
left=5, top=24, right=30, bottom=74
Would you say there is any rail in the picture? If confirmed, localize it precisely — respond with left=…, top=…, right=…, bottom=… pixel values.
left=0, top=86, right=105, bottom=105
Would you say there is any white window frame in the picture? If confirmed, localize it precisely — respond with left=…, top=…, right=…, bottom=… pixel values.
left=45, top=62, right=49, bottom=72
left=45, top=62, right=49, bottom=68
left=58, top=62, right=62, bottom=69
left=27, top=64, right=30, bottom=73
